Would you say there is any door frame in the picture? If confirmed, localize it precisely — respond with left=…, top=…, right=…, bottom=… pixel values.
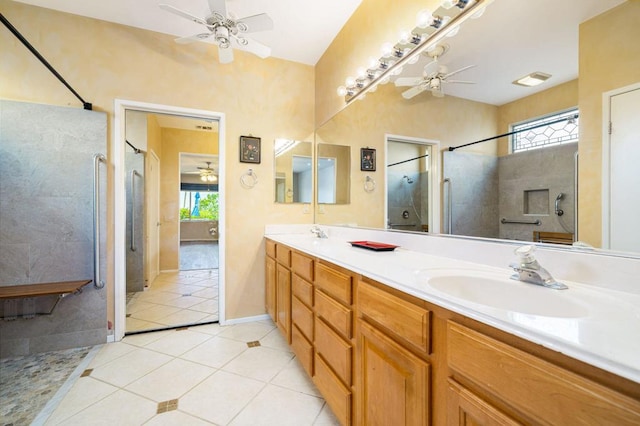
left=601, top=81, right=640, bottom=249
left=146, top=149, right=160, bottom=287
left=114, top=99, right=226, bottom=342
left=384, top=134, right=441, bottom=234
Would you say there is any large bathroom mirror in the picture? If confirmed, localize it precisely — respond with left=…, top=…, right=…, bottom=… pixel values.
left=314, top=0, right=639, bottom=255
left=274, top=139, right=312, bottom=203
left=316, top=143, right=351, bottom=204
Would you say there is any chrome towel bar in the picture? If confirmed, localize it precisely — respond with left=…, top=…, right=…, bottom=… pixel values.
left=501, top=218, right=541, bottom=226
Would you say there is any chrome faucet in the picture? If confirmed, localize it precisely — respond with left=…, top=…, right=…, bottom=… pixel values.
left=310, top=225, right=328, bottom=239
left=509, top=245, right=568, bottom=290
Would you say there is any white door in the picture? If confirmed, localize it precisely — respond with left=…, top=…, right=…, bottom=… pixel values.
left=146, top=150, right=160, bottom=285
left=608, top=86, right=640, bottom=252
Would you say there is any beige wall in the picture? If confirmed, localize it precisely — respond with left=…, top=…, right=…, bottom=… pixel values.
left=159, top=128, right=218, bottom=271
left=578, top=1, right=640, bottom=247
left=496, top=79, right=579, bottom=156
left=0, top=0, right=315, bottom=322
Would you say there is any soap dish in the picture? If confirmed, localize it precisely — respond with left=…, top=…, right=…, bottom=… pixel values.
left=349, top=241, right=399, bottom=251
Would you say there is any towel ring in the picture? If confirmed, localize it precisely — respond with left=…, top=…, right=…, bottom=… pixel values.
left=364, top=175, right=376, bottom=193
left=240, top=168, right=258, bottom=188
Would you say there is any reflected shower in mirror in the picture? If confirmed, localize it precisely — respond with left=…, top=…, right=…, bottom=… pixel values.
left=274, top=139, right=312, bottom=203
left=317, top=143, right=351, bottom=204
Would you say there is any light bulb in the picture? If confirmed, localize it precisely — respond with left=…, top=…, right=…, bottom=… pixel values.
left=440, top=0, right=455, bottom=9
left=357, top=67, right=367, bottom=80
left=416, top=9, right=433, bottom=29
left=345, top=76, right=356, bottom=87
left=337, top=86, right=348, bottom=96
left=368, top=56, right=379, bottom=69
left=399, top=30, right=411, bottom=45
left=201, top=176, right=206, bottom=182
left=380, top=42, right=394, bottom=58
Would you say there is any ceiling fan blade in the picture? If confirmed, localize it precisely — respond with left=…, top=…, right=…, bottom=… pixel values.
left=159, top=4, right=207, bottom=26
left=236, top=13, right=274, bottom=33
left=175, top=33, right=211, bottom=44
left=446, top=80, right=475, bottom=84
left=444, top=64, right=476, bottom=79
left=402, top=85, right=427, bottom=99
left=423, top=59, right=438, bottom=76
left=218, top=45, right=234, bottom=63
left=394, top=77, right=423, bottom=87
left=233, top=37, right=271, bottom=58
left=207, top=0, right=227, bottom=17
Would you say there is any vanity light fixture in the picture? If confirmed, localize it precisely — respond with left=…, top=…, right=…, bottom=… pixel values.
left=274, top=138, right=300, bottom=157
left=337, top=0, right=492, bottom=104
left=513, top=71, right=552, bottom=87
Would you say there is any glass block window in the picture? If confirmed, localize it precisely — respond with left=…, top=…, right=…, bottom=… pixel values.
left=511, top=108, right=579, bottom=153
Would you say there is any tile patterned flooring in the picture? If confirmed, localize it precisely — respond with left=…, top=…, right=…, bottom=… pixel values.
left=36, top=320, right=338, bottom=425
left=126, top=269, right=219, bottom=333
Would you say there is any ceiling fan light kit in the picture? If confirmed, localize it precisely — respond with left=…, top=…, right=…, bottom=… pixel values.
left=159, top=0, right=274, bottom=64
left=337, top=0, right=492, bottom=104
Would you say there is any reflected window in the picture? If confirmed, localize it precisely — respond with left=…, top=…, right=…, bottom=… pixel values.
left=512, top=108, right=579, bottom=153
left=180, top=191, right=219, bottom=221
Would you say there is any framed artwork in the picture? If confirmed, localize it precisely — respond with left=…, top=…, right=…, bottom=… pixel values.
left=240, top=136, right=261, bottom=163
left=360, top=147, right=376, bottom=171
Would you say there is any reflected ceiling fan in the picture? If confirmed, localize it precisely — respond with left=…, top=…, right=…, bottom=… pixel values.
left=395, top=44, right=476, bottom=99
left=159, top=0, right=274, bottom=64
left=185, top=161, right=218, bottom=182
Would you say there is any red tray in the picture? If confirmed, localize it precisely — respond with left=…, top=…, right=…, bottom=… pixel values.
left=349, top=241, right=399, bottom=251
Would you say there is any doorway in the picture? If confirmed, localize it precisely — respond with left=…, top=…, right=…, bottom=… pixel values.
left=385, top=135, right=440, bottom=234
left=114, top=100, right=226, bottom=342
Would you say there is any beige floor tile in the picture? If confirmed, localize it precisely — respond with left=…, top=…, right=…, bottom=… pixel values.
left=126, top=300, right=156, bottom=314
left=130, top=304, right=182, bottom=322
left=188, top=322, right=224, bottom=336
left=260, top=328, right=293, bottom=353
left=174, top=284, right=209, bottom=295
left=125, top=358, right=215, bottom=402
left=87, top=342, right=136, bottom=369
left=160, top=295, right=207, bottom=309
left=228, top=384, right=324, bottom=426
left=191, top=287, right=218, bottom=298
left=313, top=403, right=341, bottom=425
left=271, top=357, right=321, bottom=397
left=44, top=377, right=118, bottom=425
left=222, top=346, right=294, bottom=382
left=189, top=298, right=219, bottom=314
left=90, top=347, right=172, bottom=387
left=156, top=309, right=210, bottom=326
left=122, top=329, right=174, bottom=347
left=217, top=321, right=276, bottom=342
left=55, top=389, right=157, bottom=426
left=135, top=291, right=182, bottom=304
left=144, top=410, right=214, bottom=425
left=180, top=370, right=265, bottom=425
left=180, top=336, right=247, bottom=368
left=126, top=316, right=164, bottom=332
left=144, top=329, right=211, bottom=357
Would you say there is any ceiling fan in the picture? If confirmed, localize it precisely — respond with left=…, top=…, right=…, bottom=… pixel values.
left=190, top=161, right=218, bottom=182
left=159, top=0, right=274, bottom=64
left=394, top=44, right=476, bottom=99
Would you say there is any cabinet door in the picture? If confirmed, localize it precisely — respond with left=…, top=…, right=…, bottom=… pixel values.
left=357, top=320, right=430, bottom=426
left=265, top=255, right=276, bottom=322
left=276, top=264, right=291, bottom=343
left=447, top=380, right=518, bottom=426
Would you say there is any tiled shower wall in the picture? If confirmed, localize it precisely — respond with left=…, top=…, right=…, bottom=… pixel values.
left=0, top=100, right=107, bottom=357
left=387, top=171, right=427, bottom=232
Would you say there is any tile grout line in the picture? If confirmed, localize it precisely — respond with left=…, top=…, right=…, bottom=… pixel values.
left=31, top=344, right=104, bottom=426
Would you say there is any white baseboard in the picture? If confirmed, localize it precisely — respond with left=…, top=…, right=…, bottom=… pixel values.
left=223, top=314, right=271, bottom=326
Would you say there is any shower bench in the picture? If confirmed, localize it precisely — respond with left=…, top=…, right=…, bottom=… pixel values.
left=0, top=279, right=92, bottom=320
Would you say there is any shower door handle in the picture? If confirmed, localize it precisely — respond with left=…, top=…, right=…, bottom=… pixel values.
left=130, top=170, right=142, bottom=252
left=93, top=154, right=106, bottom=289
left=444, top=178, right=452, bottom=234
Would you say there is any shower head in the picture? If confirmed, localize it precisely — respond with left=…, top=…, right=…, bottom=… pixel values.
left=402, top=175, right=414, bottom=184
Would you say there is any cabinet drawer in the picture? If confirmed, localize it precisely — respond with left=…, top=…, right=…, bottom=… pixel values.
left=265, top=239, right=276, bottom=258
left=315, top=289, right=352, bottom=340
left=316, top=262, right=352, bottom=305
left=276, top=244, right=291, bottom=267
left=315, top=353, right=352, bottom=426
left=358, top=279, right=430, bottom=354
left=315, top=317, right=352, bottom=386
left=447, top=321, right=640, bottom=425
left=292, top=251, right=314, bottom=282
left=291, top=325, right=313, bottom=377
left=292, top=274, right=313, bottom=308
left=292, top=295, right=313, bottom=341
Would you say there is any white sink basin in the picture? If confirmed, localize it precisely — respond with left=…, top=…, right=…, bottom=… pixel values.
left=421, top=270, right=589, bottom=318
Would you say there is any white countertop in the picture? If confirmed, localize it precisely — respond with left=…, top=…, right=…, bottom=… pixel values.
left=265, top=229, right=640, bottom=384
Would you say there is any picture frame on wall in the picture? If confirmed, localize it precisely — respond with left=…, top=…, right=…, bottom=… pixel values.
left=360, top=147, right=376, bottom=171
left=240, top=136, right=261, bottom=163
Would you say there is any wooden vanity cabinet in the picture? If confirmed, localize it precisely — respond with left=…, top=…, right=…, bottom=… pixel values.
left=265, top=240, right=277, bottom=323
left=290, top=251, right=315, bottom=376
left=356, top=277, right=431, bottom=426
